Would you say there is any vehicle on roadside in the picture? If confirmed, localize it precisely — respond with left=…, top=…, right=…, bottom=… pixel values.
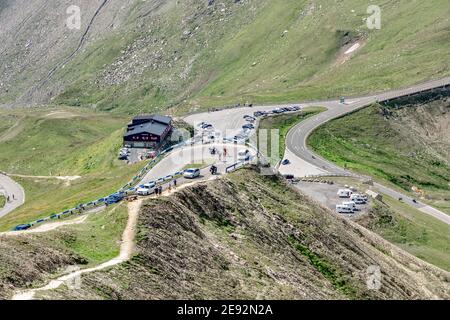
left=184, top=168, right=201, bottom=179
left=291, top=105, right=301, bottom=111
left=337, top=189, right=352, bottom=198
left=244, top=115, right=256, bottom=121
left=106, top=192, right=125, bottom=205
left=351, top=194, right=367, bottom=204
left=198, top=123, right=212, bottom=130
left=336, top=205, right=353, bottom=214
left=342, top=201, right=357, bottom=211
left=242, top=123, right=254, bottom=130
left=197, top=122, right=206, bottom=128
left=118, top=152, right=128, bottom=160
left=253, top=111, right=264, bottom=117
left=281, top=159, right=290, bottom=165
left=238, top=150, right=251, bottom=161
left=147, top=150, right=157, bottom=158
left=137, top=182, right=157, bottom=196
left=13, top=224, right=32, bottom=231
left=272, top=108, right=284, bottom=114
left=233, top=134, right=246, bottom=143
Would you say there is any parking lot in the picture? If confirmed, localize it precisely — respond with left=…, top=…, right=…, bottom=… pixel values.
left=185, top=104, right=302, bottom=142
left=294, top=179, right=370, bottom=217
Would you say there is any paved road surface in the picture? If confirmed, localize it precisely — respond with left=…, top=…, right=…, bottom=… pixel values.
left=139, top=143, right=256, bottom=186
left=185, top=77, right=450, bottom=225
left=0, top=174, right=25, bottom=218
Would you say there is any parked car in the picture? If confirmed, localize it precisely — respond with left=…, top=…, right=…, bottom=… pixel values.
left=337, top=189, right=352, bottom=198
left=253, top=111, right=263, bottom=117
left=118, top=153, right=128, bottom=160
left=137, top=182, right=157, bottom=196
left=201, top=123, right=213, bottom=129
left=351, top=194, right=367, bottom=204
left=184, top=168, right=201, bottom=179
left=147, top=151, right=157, bottom=158
left=342, top=201, right=357, bottom=211
left=242, top=123, right=254, bottom=130
left=282, top=159, right=290, bottom=165
left=233, top=134, right=246, bottom=143
left=272, top=108, right=283, bottom=114
left=106, top=192, right=125, bottom=204
left=13, top=224, right=32, bottom=231
left=244, top=115, right=256, bottom=121
left=336, top=205, right=353, bottom=214
left=238, top=150, right=251, bottom=161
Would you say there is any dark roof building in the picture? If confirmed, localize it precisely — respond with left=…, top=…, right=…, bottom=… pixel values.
left=123, top=114, right=173, bottom=149
left=128, top=114, right=172, bottom=128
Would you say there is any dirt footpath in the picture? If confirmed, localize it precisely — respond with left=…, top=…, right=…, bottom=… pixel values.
left=11, top=199, right=143, bottom=300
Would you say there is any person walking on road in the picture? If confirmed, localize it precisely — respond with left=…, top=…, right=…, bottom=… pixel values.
left=173, top=179, right=177, bottom=188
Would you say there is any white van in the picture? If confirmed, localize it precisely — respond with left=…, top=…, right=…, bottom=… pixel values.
left=342, top=201, right=357, bottom=211
left=336, top=205, right=353, bottom=214
left=337, top=189, right=352, bottom=198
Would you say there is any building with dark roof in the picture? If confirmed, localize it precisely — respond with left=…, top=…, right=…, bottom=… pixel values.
left=123, top=114, right=172, bottom=149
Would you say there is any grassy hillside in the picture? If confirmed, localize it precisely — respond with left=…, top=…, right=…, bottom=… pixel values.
left=0, top=195, right=5, bottom=209
left=1, top=0, right=449, bottom=112
left=32, top=168, right=450, bottom=300
left=362, top=197, right=450, bottom=272
left=0, top=202, right=128, bottom=299
left=0, top=107, right=145, bottom=230
left=308, top=95, right=450, bottom=214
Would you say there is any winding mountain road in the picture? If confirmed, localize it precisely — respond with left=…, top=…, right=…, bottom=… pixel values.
left=0, top=174, right=25, bottom=219
left=187, top=77, right=450, bottom=225
left=283, top=77, right=450, bottom=225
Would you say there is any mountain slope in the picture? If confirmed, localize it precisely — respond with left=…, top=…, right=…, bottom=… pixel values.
left=0, top=0, right=449, bottom=112
left=30, top=169, right=450, bottom=300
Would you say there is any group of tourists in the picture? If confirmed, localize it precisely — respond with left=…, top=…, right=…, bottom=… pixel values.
left=154, top=185, right=164, bottom=196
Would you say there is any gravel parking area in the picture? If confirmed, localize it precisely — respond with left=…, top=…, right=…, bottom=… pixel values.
left=294, top=180, right=370, bottom=217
